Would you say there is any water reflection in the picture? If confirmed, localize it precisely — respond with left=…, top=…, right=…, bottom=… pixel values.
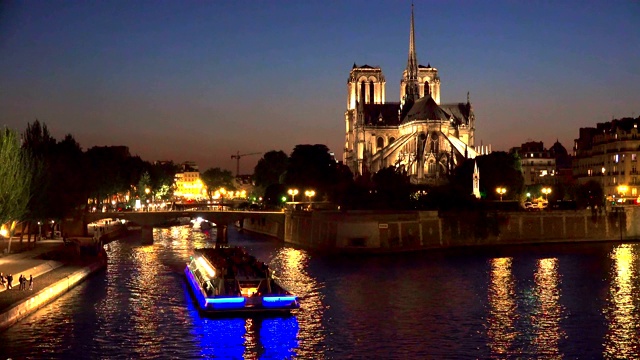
left=487, top=257, right=518, bottom=356
left=271, top=247, right=326, bottom=357
left=603, top=244, right=640, bottom=358
left=185, top=286, right=299, bottom=359
left=532, top=258, right=564, bottom=358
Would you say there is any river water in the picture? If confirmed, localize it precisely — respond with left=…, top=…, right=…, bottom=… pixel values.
left=1, top=226, right=640, bottom=359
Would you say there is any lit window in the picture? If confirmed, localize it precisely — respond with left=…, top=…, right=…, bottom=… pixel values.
left=633, top=154, right=637, bottom=161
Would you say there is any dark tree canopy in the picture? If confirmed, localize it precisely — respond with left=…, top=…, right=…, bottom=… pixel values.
left=452, top=152, right=524, bottom=201
left=201, top=167, right=236, bottom=199
left=284, top=144, right=336, bottom=200
left=254, top=150, right=288, bottom=189
left=370, top=166, right=412, bottom=209
left=575, top=180, right=604, bottom=208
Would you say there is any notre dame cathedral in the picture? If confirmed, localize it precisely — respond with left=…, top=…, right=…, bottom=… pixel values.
left=343, top=5, right=485, bottom=185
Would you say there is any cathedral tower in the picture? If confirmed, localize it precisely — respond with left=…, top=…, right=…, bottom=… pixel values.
left=401, top=4, right=420, bottom=107
left=346, top=65, right=386, bottom=110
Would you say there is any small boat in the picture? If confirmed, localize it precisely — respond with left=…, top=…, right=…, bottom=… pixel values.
left=191, top=217, right=215, bottom=230
left=185, top=246, right=300, bottom=315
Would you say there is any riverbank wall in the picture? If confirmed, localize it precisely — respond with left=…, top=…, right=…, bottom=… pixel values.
left=239, top=216, right=284, bottom=239
left=0, top=255, right=106, bottom=332
left=284, top=207, right=640, bottom=253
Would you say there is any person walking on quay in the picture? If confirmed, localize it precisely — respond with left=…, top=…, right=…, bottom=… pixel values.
left=28, top=275, right=33, bottom=290
left=18, top=274, right=24, bottom=290
left=0, top=273, right=5, bottom=289
left=7, top=274, right=13, bottom=290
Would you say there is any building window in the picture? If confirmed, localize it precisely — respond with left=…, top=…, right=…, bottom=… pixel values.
left=633, top=154, right=637, bottom=162
left=376, top=137, right=384, bottom=149
left=588, top=169, right=593, bottom=176
left=633, top=188, right=638, bottom=196
left=614, top=154, right=619, bottom=163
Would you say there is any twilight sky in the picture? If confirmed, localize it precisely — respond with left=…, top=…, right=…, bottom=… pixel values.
left=1, top=1, right=638, bottom=174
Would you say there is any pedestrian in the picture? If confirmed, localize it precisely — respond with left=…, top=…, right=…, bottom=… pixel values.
left=18, top=274, right=24, bottom=290
left=7, top=274, right=13, bottom=290
left=28, top=275, right=33, bottom=290
left=0, top=273, right=5, bottom=289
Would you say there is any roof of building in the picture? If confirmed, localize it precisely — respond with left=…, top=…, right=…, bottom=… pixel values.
left=403, top=96, right=450, bottom=123
left=352, top=64, right=380, bottom=70
left=362, top=103, right=402, bottom=126
left=441, top=103, right=473, bottom=125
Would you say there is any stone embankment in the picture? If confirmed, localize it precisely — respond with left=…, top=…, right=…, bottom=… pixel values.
left=0, top=240, right=107, bottom=332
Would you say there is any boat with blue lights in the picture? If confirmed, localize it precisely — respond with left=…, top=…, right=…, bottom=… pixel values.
left=185, top=246, right=300, bottom=315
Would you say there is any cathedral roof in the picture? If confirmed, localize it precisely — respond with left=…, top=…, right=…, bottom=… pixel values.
left=403, top=96, right=450, bottom=122
left=362, top=103, right=402, bottom=126
left=441, top=102, right=473, bottom=124
left=353, top=64, right=379, bottom=70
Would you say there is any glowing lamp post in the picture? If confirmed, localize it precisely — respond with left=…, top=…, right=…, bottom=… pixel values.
left=542, top=187, right=552, bottom=201
left=288, top=189, right=299, bottom=202
left=496, top=187, right=507, bottom=202
left=305, top=190, right=315, bottom=203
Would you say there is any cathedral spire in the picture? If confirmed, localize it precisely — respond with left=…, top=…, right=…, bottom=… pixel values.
left=404, top=3, right=420, bottom=102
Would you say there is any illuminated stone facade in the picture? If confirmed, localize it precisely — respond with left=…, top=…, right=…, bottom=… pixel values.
left=343, top=6, right=481, bottom=184
left=574, top=117, right=640, bottom=199
left=173, top=162, right=207, bottom=200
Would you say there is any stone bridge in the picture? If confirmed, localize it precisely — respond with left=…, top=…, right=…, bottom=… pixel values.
left=82, top=210, right=285, bottom=243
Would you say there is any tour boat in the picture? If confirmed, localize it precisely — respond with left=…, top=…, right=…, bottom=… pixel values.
left=184, top=246, right=300, bottom=315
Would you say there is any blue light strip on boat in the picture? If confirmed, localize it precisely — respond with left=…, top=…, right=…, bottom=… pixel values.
left=185, top=266, right=207, bottom=309
left=262, top=296, right=298, bottom=308
left=206, top=297, right=246, bottom=309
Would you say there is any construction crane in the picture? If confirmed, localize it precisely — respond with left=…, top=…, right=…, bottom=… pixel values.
left=231, top=151, right=262, bottom=177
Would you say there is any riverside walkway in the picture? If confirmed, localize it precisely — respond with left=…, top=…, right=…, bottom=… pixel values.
left=0, top=239, right=107, bottom=331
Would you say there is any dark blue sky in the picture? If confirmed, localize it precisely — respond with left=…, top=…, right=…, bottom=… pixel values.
left=1, top=1, right=638, bottom=173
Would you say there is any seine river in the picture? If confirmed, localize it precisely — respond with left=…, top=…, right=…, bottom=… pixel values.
left=1, top=226, right=640, bottom=359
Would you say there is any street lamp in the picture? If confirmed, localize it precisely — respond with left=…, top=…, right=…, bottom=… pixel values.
left=288, top=189, right=299, bottom=202
left=542, top=187, right=552, bottom=201
left=496, top=187, right=507, bottom=201
left=304, top=190, right=315, bottom=203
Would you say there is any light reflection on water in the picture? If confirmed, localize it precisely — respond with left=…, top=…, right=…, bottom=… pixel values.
left=487, top=257, right=518, bottom=356
left=2, top=228, right=640, bottom=358
left=603, top=244, right=640, bottom=359
left=532, top=258, right=564, bottom=359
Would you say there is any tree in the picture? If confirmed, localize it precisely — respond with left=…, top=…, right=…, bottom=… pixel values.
left=452, top=152, right=524, bottom=201
left=137, top=171, right=152, bottom=203
left=284, top=144, right=336, bottom=200
left=201, top=168, right=235, bottom=199
left=575, top=180, right=604, bottom=209
left=0, top=128, right=32, bottom=251
left=149, top=161, right=179, bottom=201
left=371, top=166, right=413, bottom=209
left=254, top=150, right=288, bottom=195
